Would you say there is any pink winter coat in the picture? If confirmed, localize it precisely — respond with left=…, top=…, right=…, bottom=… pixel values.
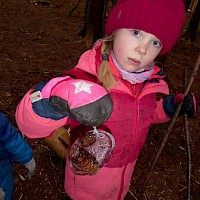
left=16, top=42, right=170, bottom=200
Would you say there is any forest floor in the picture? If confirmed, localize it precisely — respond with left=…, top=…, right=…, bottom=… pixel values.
left=0, top=0, right=200, bottom=199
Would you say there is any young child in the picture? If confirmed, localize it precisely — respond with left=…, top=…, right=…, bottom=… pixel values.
left=15, top=0, right=196, bottom=199
left=0, top=112, right=36, bottom=200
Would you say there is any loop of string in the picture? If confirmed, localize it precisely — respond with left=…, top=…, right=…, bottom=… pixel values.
left=93, top=126, right=99, bottom=135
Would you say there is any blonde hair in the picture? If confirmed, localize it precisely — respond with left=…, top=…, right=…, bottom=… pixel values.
left=97, top=34, right=117, bottom=90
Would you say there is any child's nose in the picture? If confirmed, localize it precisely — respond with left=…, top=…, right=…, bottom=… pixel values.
left=135, top=44, right=148, bottom=55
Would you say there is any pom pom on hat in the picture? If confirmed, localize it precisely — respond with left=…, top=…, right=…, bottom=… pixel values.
left=105, top=0, right=185, bottom=55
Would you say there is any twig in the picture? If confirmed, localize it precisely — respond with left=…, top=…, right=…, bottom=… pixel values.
left=195, top=180, right=200, bottom=185
left=184, top=54, right=200, bottom=96
left=66, top=0, right=82, bottom=17
left=49, top=153, right=58, bottom=169
left=172, top=62, right=184, bottom=69
left=179, top=186, right=187, bottom=192
left=128, top=190, right=138, bottom=200
left=184, top=63, right=191, bottom=200
left=184, top=112, right=191, bottom=199
left=40, top=144, right=51, bottom=151
left=140, top=54, right=200, bottom=196
left=48, top=153, right=62, bottom=173
left=19, top=194, right=23, bottom=200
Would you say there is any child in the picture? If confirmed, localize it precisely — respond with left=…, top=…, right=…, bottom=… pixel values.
left=0, top=112, right=36, bottom=200
left=16, top=0, right=196, bottom=199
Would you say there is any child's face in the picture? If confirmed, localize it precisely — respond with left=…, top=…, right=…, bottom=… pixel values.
left=113, top=29, right=162, bottom=72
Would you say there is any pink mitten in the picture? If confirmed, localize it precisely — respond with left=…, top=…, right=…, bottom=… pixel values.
left=31, top=76, right=113, bottom=126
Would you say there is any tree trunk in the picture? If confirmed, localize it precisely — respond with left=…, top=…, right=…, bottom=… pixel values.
left=184, top=0, right=191, bottom=11
left=187, top=0, right=200, bottom=41
left=80, top=0, right=105, bottom=41
left=80, top=0, right=118, bottom=42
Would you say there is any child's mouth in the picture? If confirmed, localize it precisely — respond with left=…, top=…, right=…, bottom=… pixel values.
left=128, top=58, right=141, bottom=66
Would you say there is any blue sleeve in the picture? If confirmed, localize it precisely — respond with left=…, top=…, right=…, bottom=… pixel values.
left=0, top=112, right=33, bottom=164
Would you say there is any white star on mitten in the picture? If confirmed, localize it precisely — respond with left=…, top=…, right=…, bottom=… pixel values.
left=72, top=80, right=93, bottom=94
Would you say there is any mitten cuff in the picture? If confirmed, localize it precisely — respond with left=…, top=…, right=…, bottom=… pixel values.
left=163, top=95, right=176, bottom=118
left=30, top=78, right=70, bottom=120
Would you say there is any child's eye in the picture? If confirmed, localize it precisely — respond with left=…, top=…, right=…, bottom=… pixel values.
left=152, top=40, right=162, bottom=48
left=131, top=29, right=141, bottom=37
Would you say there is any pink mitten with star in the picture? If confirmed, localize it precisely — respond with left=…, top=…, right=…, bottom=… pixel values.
left=31, top=76, right=113, bottom=126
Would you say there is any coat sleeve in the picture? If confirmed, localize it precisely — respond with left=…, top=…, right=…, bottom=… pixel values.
left=151, top=99, right=171, bottom=124
left=0, top=112, right=33, bottom=164
left=15, top=89, right=69, bottom=138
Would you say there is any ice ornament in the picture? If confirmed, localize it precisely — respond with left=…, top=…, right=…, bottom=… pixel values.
left=69, top=126, right=115, bottom=175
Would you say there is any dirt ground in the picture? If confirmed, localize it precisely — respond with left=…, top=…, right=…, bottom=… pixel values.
left=0, top=0, right=200, bottom=199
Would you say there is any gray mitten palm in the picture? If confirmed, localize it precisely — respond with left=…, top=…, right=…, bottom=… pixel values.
left=0, top=187, right=5, bottom=200
left=24, top=158, right=36, bottom=179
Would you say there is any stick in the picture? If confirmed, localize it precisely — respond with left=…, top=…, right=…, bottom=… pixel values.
left=184, top=54, right=200, bottom=96
left=66, top=0, right=82, bottom=17
left=184, top=111, right=191, bottom=200
left=140, top=54, right=200, bottom=196
left=184, top=62, right=191, bottom=200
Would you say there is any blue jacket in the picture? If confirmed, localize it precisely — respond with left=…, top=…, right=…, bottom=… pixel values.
left=0, top=111, right=33, bottom=200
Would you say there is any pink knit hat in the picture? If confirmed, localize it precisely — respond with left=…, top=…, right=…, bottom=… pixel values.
left=105, top=0, right=185, bottom=55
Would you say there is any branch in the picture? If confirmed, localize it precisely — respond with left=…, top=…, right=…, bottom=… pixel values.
left=183, top=62, right=192, bottom=200
left=140, top=54, right=200, bottom=197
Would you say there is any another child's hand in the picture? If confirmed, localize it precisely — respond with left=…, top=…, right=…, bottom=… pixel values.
left=24, top=158, right=36, bottom=179
left=163, top=93, right=196, bottom=118
left=0, top=187, right=5, bottom=200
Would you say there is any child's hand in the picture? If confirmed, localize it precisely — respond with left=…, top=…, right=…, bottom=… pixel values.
left=24, top=158, right=36, bottom=179
left=163, top=93, right=196, bottom=118
left=30, top=77, right=113, bottom=126
left=0, top=187, right=5, bottom=200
